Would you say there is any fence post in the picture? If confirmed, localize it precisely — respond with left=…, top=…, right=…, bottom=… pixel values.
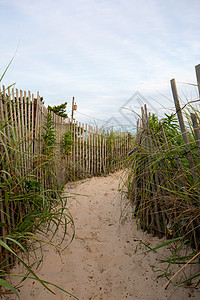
left=170, top=78, right=198, bottom=184
left=91, top=126, right=94, bottom=176
left=191, top=113, right=200, bottom=157
left=85, top=123, right=88, bottom=175
left=195, top=64, right=200, bottom=97
left=75, top=121, right=78, bottom=178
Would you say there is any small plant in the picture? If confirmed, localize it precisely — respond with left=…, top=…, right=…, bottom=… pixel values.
left=61, top=131, right=72, bottom=156
left=42, top=111, right=56, bottom=156
left=138, top=238, right=200, bottom=292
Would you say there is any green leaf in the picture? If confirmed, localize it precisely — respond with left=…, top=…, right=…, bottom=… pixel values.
left=0, top=239, right=16, bottom=255
left=142, top=237, right=182, bottom=254
left=15, top=275, right=79, bottom=299
left=4, top=236, right=28, bottom=258
left=0, top=239, right=60, bottom=296
left=0, top=55, right=15, bottom=83
left=176, top=273, right=200, bottom=286
left=0, top=278, right=20, bottom=299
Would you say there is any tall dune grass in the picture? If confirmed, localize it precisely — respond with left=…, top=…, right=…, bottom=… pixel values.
left=122, top=95, right=200, bottom=289
left=0, top=112, right=77, bottom=298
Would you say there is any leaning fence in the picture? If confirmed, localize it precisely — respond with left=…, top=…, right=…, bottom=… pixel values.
left=128, top=65, right=200, bottom=251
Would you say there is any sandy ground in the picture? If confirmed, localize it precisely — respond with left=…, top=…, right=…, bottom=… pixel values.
left=6, top=171, right=199, bottom=300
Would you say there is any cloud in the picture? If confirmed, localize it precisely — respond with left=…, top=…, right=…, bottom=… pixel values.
left=0, top=0, right=200, bottom=126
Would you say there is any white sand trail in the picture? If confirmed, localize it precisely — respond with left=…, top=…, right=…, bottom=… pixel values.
left=8, top=171, right=199, bottom=299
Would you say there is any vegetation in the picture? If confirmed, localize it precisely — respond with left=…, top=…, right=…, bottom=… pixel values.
left=48, top=102, right=68, bottom=118
left=2, top=59, right=199, bottom=296
left=100, top=128, right=129, bottom=174
left=0, top=84, right=128, bottom=298
left=61, top=131, right=73, bottom=157
left=123, top=97, right=200, bottom=289
left=0, top=61, right=77, bottom=298
left=0, top=118, right=77, bottom=298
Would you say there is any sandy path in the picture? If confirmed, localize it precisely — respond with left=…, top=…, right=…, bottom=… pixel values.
left=8, top=171, right=199, bottom=300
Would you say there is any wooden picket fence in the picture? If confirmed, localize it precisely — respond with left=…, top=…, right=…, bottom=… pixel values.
left=0, top=85, right=130, bottom=185
left=129, top=65, right=200, bottom=250
left=68, top=122, right=129, bottom=178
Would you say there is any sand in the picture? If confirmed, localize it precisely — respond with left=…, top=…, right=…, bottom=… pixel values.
left=6, top=171, right=199, bottom=300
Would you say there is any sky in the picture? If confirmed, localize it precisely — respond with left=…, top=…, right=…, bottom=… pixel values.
left=0, top=0, right=200, bottom=130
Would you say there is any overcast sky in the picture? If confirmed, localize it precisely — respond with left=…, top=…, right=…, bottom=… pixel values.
left=0, top=0, right=200, bottom=129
